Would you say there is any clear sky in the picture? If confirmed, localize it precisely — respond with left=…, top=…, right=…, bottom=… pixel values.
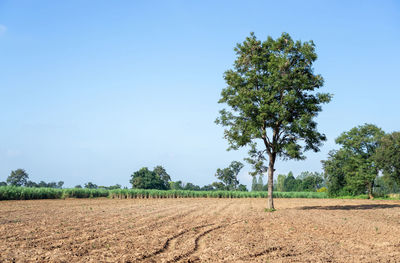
left=1, top=0, right=399, bottom=188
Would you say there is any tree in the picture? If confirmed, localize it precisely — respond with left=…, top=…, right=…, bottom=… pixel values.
left=322, top=149, right=349, bottom=196
left=84, top=182, right=98, bottom=189
left=257, top=175, right=264, bottom=191
left=169, top=181, right=183, bottom=190
left=183, top=183, right=201, bottom=191
left=216, top=32, right=331, bottom=209
left=298, top=171, right=324, bottom=191
left=153, top=165, right=171, bottom=189
left=283, top=172, right=300, bottom=192
left=215, top=161, right=244, bottom=190
left=237, top=184, right=248, bottom=191
left=375, top=132, right=400, bottom=185
left=323, top=124, right=384, bottom=197
left=201, top=184, right=215, bottom=191
left=251, top=175, right=258, bottom=191
left=0, top=181, right=7, bottom=186
left=336, top=124, right=384, bottom=198
left=7, top=169, right=29, bottom=186
left=276, top=174, right=286, bottom=192
left=75, top=185, right=83, bottom=188
left=211, top=181, right=226, bottom=190
left=130, top=167, right=168, bottom=190
left=25, top=180, right=38, bottom=187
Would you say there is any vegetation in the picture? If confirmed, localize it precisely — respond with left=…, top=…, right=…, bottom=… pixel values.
left=0, top=186, right=328, bottom=200
left=214, top=161, right=244, bottom=190
left=216, top=32, right=331, bottom=209
left=322, top=124, right=385, bottom=197
left=375, top=132, right=400, bottom=185
left=7, top=169, right=29, bottom=186
left=130, top=166, right=170, bottom=190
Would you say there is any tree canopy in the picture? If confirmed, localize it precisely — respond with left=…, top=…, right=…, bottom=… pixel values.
left=216, top=32, right=331, bottom=208
left=7, top=169, right=29, bottom=186
left=375, top=132, right=400, bottom=185
left=322, top=124, right=384, bottom=197
left=130, top=166, right=171, bottom=190
left=215, top=161, right=244, bottom=190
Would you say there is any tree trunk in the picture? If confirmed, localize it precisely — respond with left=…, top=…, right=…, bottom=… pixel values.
left=368, top=181, right=374, bottom=199
left=267, top=153, right=276, bottom=209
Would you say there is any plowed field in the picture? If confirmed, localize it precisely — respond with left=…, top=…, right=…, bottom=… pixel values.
left=1, top=198, right=400, bottom=262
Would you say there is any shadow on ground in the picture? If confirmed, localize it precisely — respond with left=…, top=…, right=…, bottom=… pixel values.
left=298, top=204, right=400, bottom=210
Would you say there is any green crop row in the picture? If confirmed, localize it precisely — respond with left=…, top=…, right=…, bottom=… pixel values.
left=108, top=189, right=329, bottom=199
left=0, top=186, right=329, bottom=200
left=0, top=186, right=109, bottom=200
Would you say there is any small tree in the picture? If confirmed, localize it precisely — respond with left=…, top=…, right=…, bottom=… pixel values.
left=215, top=161, right=244, bottom=190
left=84, top=182, right=98, bottom=189
left=7, top=169, right=29, bottom=186
left=216, top=32, right=331, bottom=209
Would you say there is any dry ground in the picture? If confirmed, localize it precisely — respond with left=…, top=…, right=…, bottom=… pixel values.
left=1, top=198, right=400, bottom=262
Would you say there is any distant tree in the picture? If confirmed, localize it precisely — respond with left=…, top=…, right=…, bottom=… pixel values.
left=201, top=184, right=215, bottom=191
left=84, top=182, right=98, bottom=189
left=298, top=171, right=324, bottom=191
left=25, top=180, right=38, bottom=187
left=216, top=32, right=331, bottom=209
left=375, top=132, right=400, bottom=185
left=169, top=181, right=183, bottom=190
left=257, top=175, right=264, bottom=191
left=276, top=174, right=286, bottom=192
left=57, top=181, right=64, bottom=189
left=283, top=172, right=295, bottom=191
left=38, top=181, right=48, bottom=188
left=107, top=184, right=121, bottom=190
left=7, top=169, right=29, bottom=186
left=0, top=181, right=7, bottom=186
left=75, top=185, right=83, bottom=188
left=130, top=167, right=168, bottom=190
left=212, top=182, right=226, bottom=190
left=251, top=176, right=258, bottom=191
left=215, top=161, right=244, bottom=190
left=47, top=182, right=58, bottom=188
left=183, top=183, right=201, bottom=191
left=238, top=184, right=248, bottom=191
left=153, top=165, right=171, bottom=189
left=322, top=150, right=348, bottom=196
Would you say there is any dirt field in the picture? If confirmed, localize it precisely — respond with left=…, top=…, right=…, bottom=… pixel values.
left=1, top=198, right=400, bottom=262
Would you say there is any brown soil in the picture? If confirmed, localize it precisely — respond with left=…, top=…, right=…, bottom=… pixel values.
left=1, top=198, right=400, bottom=262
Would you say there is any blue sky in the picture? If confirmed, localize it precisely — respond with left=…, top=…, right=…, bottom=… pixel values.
left=1, top=0, right=399, bottom=188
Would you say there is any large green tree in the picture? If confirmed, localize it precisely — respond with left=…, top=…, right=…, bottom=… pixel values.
left=375, top=131, right=400, bottom=185
left=323, top=124, right=384, bottom=197
left=130, top=167, right=170, bottom=190
left=216, top=32, right=331, bottom=209
left=7, top=169, right=29, bottom=186
left=153, top=165, right=171, bottom=189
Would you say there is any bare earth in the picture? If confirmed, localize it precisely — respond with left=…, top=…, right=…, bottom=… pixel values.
left=1, top=198, right=400, bottom=262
